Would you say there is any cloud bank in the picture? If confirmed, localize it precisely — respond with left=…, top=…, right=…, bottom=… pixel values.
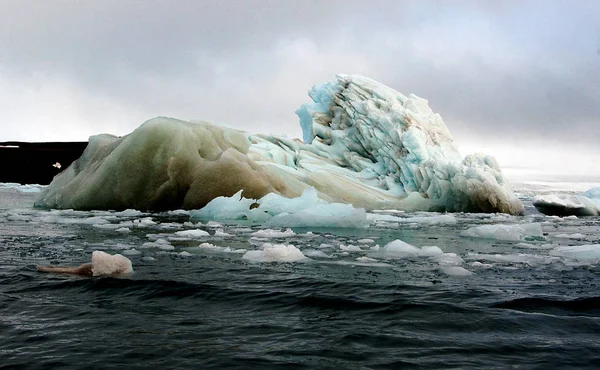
left=1, top=0, right=599, bottom=176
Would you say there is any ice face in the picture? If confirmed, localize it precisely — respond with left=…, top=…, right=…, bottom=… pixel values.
left=35, top=75, right=523, bottom=215
left=533, top=187, right=600, bottom=216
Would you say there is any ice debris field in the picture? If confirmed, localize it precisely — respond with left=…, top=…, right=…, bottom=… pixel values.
left=4, top=181, right=600, bottom=279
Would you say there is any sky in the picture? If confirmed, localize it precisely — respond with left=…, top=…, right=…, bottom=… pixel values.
left=1, top=0, right=599, bottom=178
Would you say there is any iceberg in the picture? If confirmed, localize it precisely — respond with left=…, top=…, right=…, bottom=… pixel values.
left=35, top=74, right=523, bottom=214
left=533, top=187, right=600, bottom=216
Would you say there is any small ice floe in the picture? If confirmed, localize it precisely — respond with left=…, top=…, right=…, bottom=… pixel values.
left=460, top=223, right=544, bottom=242
left=553, top=233, right=586, bottom=240
left=357, top=238, right=375, bottom=244
left=550, top=244, right=600, bottom=262
left=242, top=243, right=307, bottom=262
left=303, top=250, right=331, bottom=258
left=376, top=240, right=443, bottom=259
left=173, top=229, right=210, bottom=238
left=340, top=244, right=362, bottom=252
left=251, top=228, right=296, bottom=238
left=214, top=229, right=232, bottom=237
left=441, top=266, right=473, bottom=277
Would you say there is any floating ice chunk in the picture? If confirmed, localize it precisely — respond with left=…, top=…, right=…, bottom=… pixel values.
left=318, top=243, right=334, bottom=249
left=419, top=246, right=444, bottom=257
left=158, top=222, right=183, bottom=229
left=357, top=238, right=375, bottom=244
left=197, top=242, right=221, bottom=249
left=168, top=209, right=190, bottom=216
left=142, top=256, right=156, bottom=262
left=470, top=261, right=493, bottom=268
left=461, top=223, right=544, bottom=241
left=533, top=187, right=600, bottom=216
left=142, top=241, right=175, bottom=251
left=356, top=256, right=379, bottom=263
left=224, top=247, right=247, bottom=253
left=467, top=252, right=558, bottom=266
left=41, top=215, right=110, bottom=225
left=304, top=250, right=331, bottom=258
left=190, top=190, right=270, bottom=222
left=340, top=244, right=362, bottom=252
left=368, top=214, right=457, bottom=225
left=213, top=229, right=232, bottom=237
left=553, top=233, right=586, bottom=239
left=135, top=218, right=157, bottom=227
left=91, top=251, right=133, bottom=276
left=432, top=253, right=465, bottom=266
left=257, top=187, right=322, bottom=214
left=173, top=229, right=210, bottom=238
left=381, top=240, right=421, bottom=257
left=115, top=227, right=131, bottom=233
left=251, top=228, right=296, bottom=238
left=242, top=243, right=307, bottom=262
left=550, top=244, right=600, bottom=261
left=206, top=221, right=223, bottom=227
left=115, top=209, right=143, bottom=217
left=179, top=251, right=193, bottom=257
left=188, top=242, right=228, bottom=253
left=266, top=203, right=368, bottom=229
left=441, top=266, right=473, bottom=276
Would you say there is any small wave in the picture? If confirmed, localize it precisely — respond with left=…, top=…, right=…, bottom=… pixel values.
left=493, top=296, right=600, bottom=316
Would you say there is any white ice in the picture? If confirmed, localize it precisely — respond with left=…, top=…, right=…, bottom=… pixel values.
left=251, top=228, right=296, bottom=238
left=460, top=223, right=544, bottom=241
left=242, top=243, right=307, bottom=262
left=91, top=251, right=133, bottom=276
left=533, top=187, right=600, bottom=216
left=550, top=244, right=600, bottom=261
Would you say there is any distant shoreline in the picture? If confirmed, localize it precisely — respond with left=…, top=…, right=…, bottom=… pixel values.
left=0, top=141, right=87, bottom=185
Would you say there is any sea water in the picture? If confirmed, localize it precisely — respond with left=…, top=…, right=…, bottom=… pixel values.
left=1, top=181, right=600, bottom=369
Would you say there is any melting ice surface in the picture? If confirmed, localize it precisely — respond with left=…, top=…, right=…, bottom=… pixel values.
left=34, top=74, right=523, bottom=214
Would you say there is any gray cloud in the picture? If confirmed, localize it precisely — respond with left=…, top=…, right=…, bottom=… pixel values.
left=1, top=0, right=599, bottom=173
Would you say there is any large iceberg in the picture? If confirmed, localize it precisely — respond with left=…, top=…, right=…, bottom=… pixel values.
left=533, top=187, right=600, bottom=216
left=35, top=74, right=523, bottom=214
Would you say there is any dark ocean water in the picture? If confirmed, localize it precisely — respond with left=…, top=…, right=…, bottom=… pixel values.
left=1, top=187, right=600, bottom=369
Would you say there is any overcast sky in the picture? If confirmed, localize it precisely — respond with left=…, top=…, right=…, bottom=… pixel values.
left=1, top=0, right=599, bottom=177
